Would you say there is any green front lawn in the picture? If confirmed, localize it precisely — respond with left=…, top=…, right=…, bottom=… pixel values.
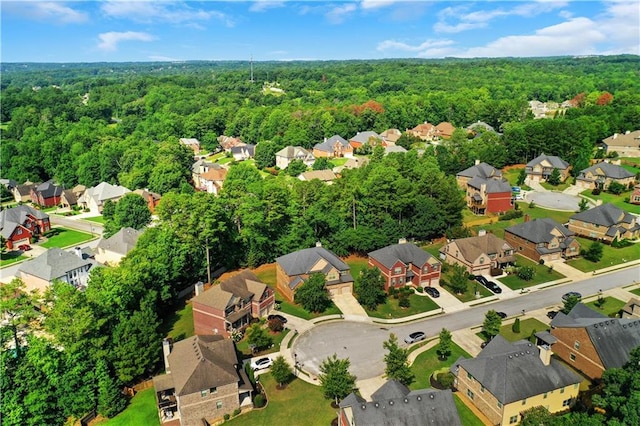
left=163, top=302, right=194, bottom=343
left=346, top=256, right=370, bottom=279
left=40, top=227, right=94, bottom=248
left=0, top=251, right=27, bottom=267
left=540, top=181, right=572, bottom=191
left=585, top=296, right=626, bottom=317
left=499, top=318, right=548, bottom=342
left=454, top=394, right=485, bottom=426
left=422, top=241, right=444, bottom=259
left=366, top=293, right=439, bottom=319
left=446, top=280, right=494, bottom=303
left=566, top=237, right=640, bottom=272
left=236, top=328, right=290, bottom=359
left=631, top=288, right=640, bottom=297
left=502, top=167, right=525, bottom=186
left=580, top=189, right=640, bottom=215
left=470, top=203, right=574, bottom=239
left=409, top=342, right=471, bottom=390
left=224, top=374, right=335, bottom=426
left=98, top=388, right=159, bottom=426
left=85, top=216, right=106, bottom=224
left=498, top=255, right=565, bottom=290
left=278, top=299, right=342, bottom=320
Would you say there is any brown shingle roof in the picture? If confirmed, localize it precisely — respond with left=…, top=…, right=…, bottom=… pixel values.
left=452, top=234, right=514, bottom=262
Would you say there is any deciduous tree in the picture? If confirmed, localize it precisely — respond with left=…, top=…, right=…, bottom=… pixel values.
left=246, top=324, right=273, bottom=353
left=319, top=354, right=357, bottom=405
left=270, top=355, right=293, bottom=388
left=383, top=334, right=414, bottom=386
left=483, top=310, right=503, bottom=339
left=355, top=267, right=386, bottom=310
left=294, top=273, right=331, bottom=313
left=437, top=328, right=452, bottom=360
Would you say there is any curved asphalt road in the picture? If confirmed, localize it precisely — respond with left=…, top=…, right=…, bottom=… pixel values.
left=293, top=267, right=640, bottom=380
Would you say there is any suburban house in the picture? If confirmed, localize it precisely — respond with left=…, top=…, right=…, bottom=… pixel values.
left=349, top=131, right=383, bottom=149
left=179, top=138, right=201, bottom=154
left=230, top=144, right=255, bottom=162
left=198, top=167, right=228, bottom=195
left=59, top=184, right=86, bottom=209
left=505, top=217, right=580, bottom=263
left=384, top=145, right=407, bottom=155
left=368, top=240, right=441, bottom=291
left=631, top=184, right=640, bottom=205
left=192, top=159, right=225, bottom=189
left=0, top=179, right=17, bottom=191
left=435, top=122, right=455, bottom=139
left=153, top=335, right=253, bottom=426
left=12, top=182, right=38, bottom=203
left=313, top=135, right=354, bottom=158
left=192, top=270, right=275, bottom=337
left=30, top=180, right=63, bottom=207
left=18, top=247, right=97, bottom=293
left=133, top=189, right=162, bottom=213
left=567, top=203, right=640, bottom=243
left=466, top=121, right=497, bottom=136
left=338, top=380, right=462, bottom=426
left=218, top=136, right=246, bottom=152
left=456, top=161, right=503, bottom=189
left=575, top=161, right=636, bottom=190
left=0, top=205, right=51, bottom=250
left=275, top=146, right=315, bottom=169
left=298, top=170, right=337, bottom=183
left=465, top=177, right=513, bottom=215
left=621, top=298, right=640, bottom=319
left=601, top=130, right=640, bottom=157
left=440, top=231, right=515, bottom=275
left=78, top=182, right=131, bottom=214
left=451, top=335, right=581, bottom=426
left=380, top=128, right=402, bottom=145
left=275, top=243, right=353, bottom=302
left=94, top=227, right=142, bottom=265
left=550, top=303, right=640, bottom=380
left=525, top=154, right=571, bottom=184
left=406, top=122, right=437, bottom=141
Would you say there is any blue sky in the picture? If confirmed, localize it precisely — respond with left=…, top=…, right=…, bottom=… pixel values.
left=2, top=1, right=639, bottom=62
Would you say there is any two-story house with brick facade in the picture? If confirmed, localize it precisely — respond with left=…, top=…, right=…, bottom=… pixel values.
left=276, top=243, right=353, bottom=302
left=30, top=180, right=63, bottom=207
left=505, top=217, right=580, bottom=263
left=0, top=205, right=51, bottom=250
left=17, top=247, right=97, bottom=293
left=451, top=335, right=581, bottom=426
left=440, top=231, right=515, bottom=275
left=575, top=161, right=636, bottom=191
left=368, top=240, right=441, bottom=292
left=192, top=270, right=274, bottom=337
left=567, top=203, right=640, bottom=243
left=457, top=162, right=512, bottom=215
left=456, top=161, right=503, bottom=189
left=549, top=303, right=640, bottom=380
left=525, top=154, right=571, bottom=184
left=313, top=135, right=354, bottom=158
left=153, top=335, right=253, bottom=426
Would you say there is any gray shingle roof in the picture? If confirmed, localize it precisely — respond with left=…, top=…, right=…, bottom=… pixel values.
left=35, top=180, right=63, bottom=199
left=506, top=218, right=573, bottom=244
left=340, top=381, right=461, bottom=426
left=552, top=303, right=640, bottom=370
left=602, top=130, right=640, bottom=148
left=578, top=162, right=635, bottom=180
left=350, top=131, right=382, bottom=144
left=276, top=246, right=350, bottom=276
left=526, top=154, right=570, bottom=170
left=96, top=227, right=141, bottom=256
left=467, top=176, right=512, bottom=193
left=453, top=336, right=581, bottom=404
left=275, top=146, right=312, bottom=159
left=314, top=135, right=350, bottom=152
left=368, top=242, right=438, bottom=270
left=166, top=335, right=242, bottom=396
left=0, top=205, right=49, bottom=239
left=17, top=247, right=95, bottom=282
left=457, top=162, right=502, bottom=179
left=78, top=182, right=131, bottom=206
left=570, top=203, right=634, bottom=227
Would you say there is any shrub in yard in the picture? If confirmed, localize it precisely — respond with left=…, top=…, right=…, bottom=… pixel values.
left=437, top=372, right=455, bottom=389
left=538, top=259, right=545, bottom=265
left=529, top=329, right=537, bottom=343
left=512, top=318, right=521, bottom=333
left=592, top=188, right=601, bottom=195
left=268, top=318, right=284, bottom=332
left=498, top=210, right=523, bottom=221
left=224, top=414, right=230, bottom=421
left=253, top=394, right=265, bottom=408
left=517, top=266, right=535, bottom=281
left=416, top=286, right=424, bottom=293
left=233, top=408, right=241, bottom=417
left=399, top=295, right=411, bottom=308
left=607, top=181, right=626, bottom=195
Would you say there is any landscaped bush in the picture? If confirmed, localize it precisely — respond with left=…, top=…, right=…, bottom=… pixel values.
left=592, top=188, right=602, bottom=195
left=415, top=286, right=424, bottom=293
left=224, top=414, right=230, bottom=421
left=516, top=266, right=535, bottom=281
left=607, top=181, right=626, bottom=195
left=399, top=295, right=411, bottom=308
left=498, top=210, right=524, bottom=221
left=436, top=372, right=455, bottom=389
left=268, top=318, right=284, bottom=333
left=253, top=393, right=265, bottom=408
left=512, top=318, right=521, bottom=333
left=612, top=238, right=633, bottom=248
left=232, top=408, right=241, bottom=417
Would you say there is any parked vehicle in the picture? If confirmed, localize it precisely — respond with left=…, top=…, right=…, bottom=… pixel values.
left=424, top=287, right=440, bottom=298
left=474, top=275, right=489, bottom=286
left=547, top=310, right=558, bottom=319
left=562, top=291, right=582, bottom=302
left=250, top=357, right=273, bottom=371
left=267, top=314, right=288, bottom=324
left=486, top=281, right=502, bottom=294
left=404, top=332, right=426, bottom=344
left=496, top=311, right=507, bottom=319
left=18, top=244, right=31, bottom=251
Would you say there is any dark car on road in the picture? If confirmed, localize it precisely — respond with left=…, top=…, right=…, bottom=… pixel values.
left=562, top=291, right=582, bottom=302
left=424, top=287, right=440, bottom=298
left=404, top=332, right=426, bottom=344
left=267, top=314, right=288, bottom=324
left=547, top=310, right=558, bottom=319
left=496, top=311, right=507, bottom=319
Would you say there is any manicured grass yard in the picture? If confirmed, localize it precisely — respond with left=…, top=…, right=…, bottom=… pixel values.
left=409, top=342, right=471, bottom=390
left=346, top=256, right=370, bottom=279
left=567, top=237, right=640, bottom=272
left=236, top=329, right=290, bottom=359
left=470, top=203, right=574, bottom=239
left=498, top=255, right=565, bottom=290
left=454, top=394, right=485, bottom=426
left=40, top=227, right=94, bottom=248
left=366, top=293, right=440, bottom=319
left=85, top=216, right=106, bottom=224
left=631, top=288, right=640, bottom=297
left=163, top=302, right=194, bottom=343
left=224, top=374, right=335, bottom=426
left=98, top=388, right=159, bottom=426
left=580, top=189, right=640, bottom=215
left=502, top=167, right=525, bottom=186
left=540, top=180, right=572, bottom=191
left=0, top=251, right=27, bottom=267
left=445, top=278, right=494, bottom=303
left=499, top=318, right=548, bottom=342
left=585, top=296, right=626, bottom=317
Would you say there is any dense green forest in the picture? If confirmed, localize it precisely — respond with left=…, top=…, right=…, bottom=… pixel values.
left=1, top=56, right=640, bottom=425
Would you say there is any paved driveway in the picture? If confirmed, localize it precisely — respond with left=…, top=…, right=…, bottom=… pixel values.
left=525, top=191, right=583, bottom=212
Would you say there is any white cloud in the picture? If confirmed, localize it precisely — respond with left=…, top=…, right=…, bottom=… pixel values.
left=3, top=1, right=88, bottom=24
left=597, top=0, right=640, bottom=55
left=100, top=1, right=232, bottom=26
left=97, top=31, right=155, bottom=52
left=377, top=38, right=455, bottom=53
left=325, top=3, right=357, bottom=24
left=360, top=0, right=398, bottom=10
left=249, top=1, right=286, bottom=13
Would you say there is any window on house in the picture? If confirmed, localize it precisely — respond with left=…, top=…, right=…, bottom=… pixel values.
left=562, top=398, right=572, bottom=407
left=509, top=415, right=518, bottom=424
left=467, top=389, right=474, bottom=400
left=394, top=267, right=402, bottom=274
left=210, top=387, right=217, bottom=394
left=216, top=401, right=223, bottom=409
left=574, top=341, right=580, bottom=350
left=497, top=402, right=503, bottom=409
left=466, top=372, right=472, bottom=380
left=480, top=385, right=485, bottom=393
left=522, top=398, right=527, bottom=405
left=391, top=278, right=396, bottom=285
left=570, top=353, right=576, bottom=362
left=201, top=390, right=208, bottom=398
left=399, top=277, right=403, bottom=283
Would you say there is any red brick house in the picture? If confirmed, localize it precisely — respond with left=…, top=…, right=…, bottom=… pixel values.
left=192, top=270, right=274, bottom=337
left=505, top=217, right=580, bottom=263
left=550, top=303, right=640, bottom=380
left=30, top=180, right=63, bottom=207
left=133, top=189, right=162, bottom=213
left=466, top=177, right=513, bottom=215
left=368, top=240, right=441, bottom=291
left=0, top=205, right=51, bottom=250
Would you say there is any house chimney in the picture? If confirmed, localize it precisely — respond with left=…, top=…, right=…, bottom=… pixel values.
left=74, top=247, right=83, bottom=259
left=524, top=214, right=530, bottom=222
left=478, top=229, right=487, bottom=237
left=475, top=159, right=480, bottom=166
left=539, top=344, right=552, bottom=366
left=195, top=281, right=204, bottom=296
left=163, top=338, right=172, bottom=373
left=398, top=238, right=407, bottom=244
left=315, top=241, right=322, bottom=248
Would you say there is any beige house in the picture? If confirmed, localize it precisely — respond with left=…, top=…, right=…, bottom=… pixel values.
left=179, top=138, right=201, bottom=154
left=440, top=231, right=515, bottom=275
left=525, top=154, right=571, bottom=184
left=77, top=182, right=131, bottom=214
left=575, top=161, right=636, bottom=190
left=275, top=146, right=315, bottom=169
left=601, top=130, right=640, bottom=157
left=298, top=170, right=337, bottom=183
left=95, top=227, right=142, bottom=265
left=622, top=298, right=640, bottom=319
left=153, top=335, right=253, bottom=426
left=17, top=247, right=97, bottom=293
left=568, top=203, right=640, bottom=243
left=452, top=335, right=581, bottom=426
